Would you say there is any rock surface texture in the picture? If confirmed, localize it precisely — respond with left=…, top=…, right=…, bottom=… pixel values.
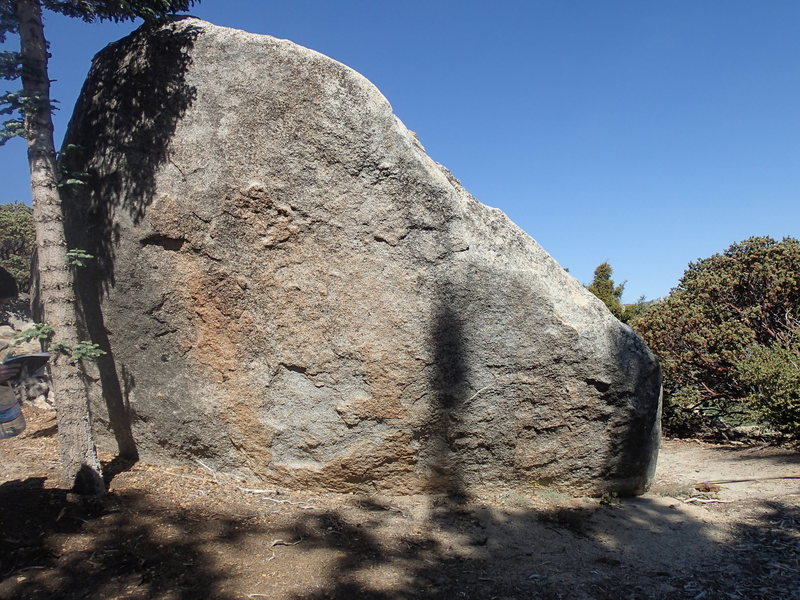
left=62, top=18, right=661, bottom=496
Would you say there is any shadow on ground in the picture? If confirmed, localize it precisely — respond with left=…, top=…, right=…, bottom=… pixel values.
left=0, top=477, right=247, bottom=600
left=1, top=414, right=798, bottom=600
left=277, top=495, right=799, bottom=600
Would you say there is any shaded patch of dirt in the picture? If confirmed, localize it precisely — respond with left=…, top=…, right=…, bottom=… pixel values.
left=1, top=408, right=798, bottom=599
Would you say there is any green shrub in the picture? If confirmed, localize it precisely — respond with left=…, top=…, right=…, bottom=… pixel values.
left=631, top=236, right=800, bottom=436
left=735, top=324, right=800, bottom=436
left=0, top=202, right=34, bottom=292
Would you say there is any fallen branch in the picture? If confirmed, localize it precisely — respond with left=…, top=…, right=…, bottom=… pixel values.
left=176, top=464, right=318, bottom=510
left=255, top=538, right=304, bottom=565
left=271, top=537, right=304, bottom=547
left=683, top=497, right=730, bottom=504
left=238, top=488, right=317, bottom=509
left=195, top=459, right=222, bottom=482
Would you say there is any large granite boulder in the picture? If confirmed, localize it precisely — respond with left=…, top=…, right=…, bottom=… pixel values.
left=62, top=17, right=660, bottom=496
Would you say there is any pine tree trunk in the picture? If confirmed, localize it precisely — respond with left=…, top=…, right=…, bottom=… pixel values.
left=16, top=0, right=104, bottom=496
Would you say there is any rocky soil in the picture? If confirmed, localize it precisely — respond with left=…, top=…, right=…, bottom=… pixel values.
left=1, top=407, right=798, bottom=600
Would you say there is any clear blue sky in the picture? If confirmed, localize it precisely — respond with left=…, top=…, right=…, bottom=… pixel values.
left=2, top=1, right=798, bottom=302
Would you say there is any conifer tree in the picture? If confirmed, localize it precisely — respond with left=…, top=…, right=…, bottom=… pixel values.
left=587, top=262, right=625, bottom=321
left=1, top=0, right=199, bottom=495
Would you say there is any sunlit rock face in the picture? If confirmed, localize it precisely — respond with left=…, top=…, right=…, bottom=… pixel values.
left=63, top=17, right=661, bottom=497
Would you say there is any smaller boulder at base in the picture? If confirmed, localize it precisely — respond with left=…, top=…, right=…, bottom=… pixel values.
left=62, top=17, right=661, bottom=497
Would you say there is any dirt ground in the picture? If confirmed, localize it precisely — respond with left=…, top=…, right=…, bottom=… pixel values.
left=1, top=408, right=798, bottom=600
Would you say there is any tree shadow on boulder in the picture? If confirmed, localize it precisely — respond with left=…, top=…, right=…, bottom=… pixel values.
left=61, top=18, right=202, bottom=465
